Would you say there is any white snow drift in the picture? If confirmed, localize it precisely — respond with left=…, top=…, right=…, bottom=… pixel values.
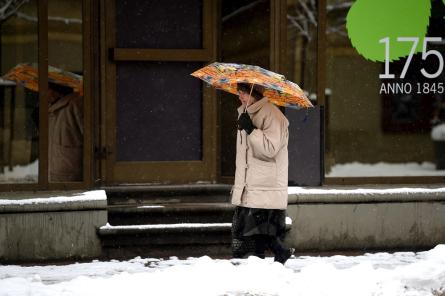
left=1, top=245, right=445, bottom=296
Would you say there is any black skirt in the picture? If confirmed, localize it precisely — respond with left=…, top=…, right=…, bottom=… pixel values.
left=232, top=206, right=286, bottom=239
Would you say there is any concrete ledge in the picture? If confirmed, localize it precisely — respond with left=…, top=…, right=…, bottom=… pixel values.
left=0, top=190, right=107, bottom=263
left=285, top=186, right=445, bottom=251
left=0, top=190, right=107, bottom=213
left=288, top=186, right=445, bottom=203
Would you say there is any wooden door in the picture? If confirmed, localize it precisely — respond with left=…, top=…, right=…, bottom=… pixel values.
left=101, top=0, right=218, bottom=184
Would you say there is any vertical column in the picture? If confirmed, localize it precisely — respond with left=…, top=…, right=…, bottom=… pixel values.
left=316, top=0, right=326, bottom=106
left=270, top=0, right=287, bottom=74
left=38, top=0, right=48, bottom=188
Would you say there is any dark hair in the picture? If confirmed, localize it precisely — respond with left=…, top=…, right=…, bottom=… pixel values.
left=48, top=82, right=73, bottom=96
left=237, top=83, right=263, bottom=101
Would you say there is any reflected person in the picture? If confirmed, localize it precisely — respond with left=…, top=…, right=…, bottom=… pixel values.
left=48, top=82, right=83, bottom=181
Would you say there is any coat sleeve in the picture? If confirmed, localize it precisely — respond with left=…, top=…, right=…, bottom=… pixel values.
left=74, top=95, right=84, bottom=136
left=247, top=110, right=288, bottom=159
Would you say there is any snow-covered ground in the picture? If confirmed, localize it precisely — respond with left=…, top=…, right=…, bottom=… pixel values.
left=1, top=245, right=445, bottom=296
left=327, top=161, right=445, bottom=177
left=0, top=160, right=38, bottom=183
left=0, top=190, right=106, bottom=206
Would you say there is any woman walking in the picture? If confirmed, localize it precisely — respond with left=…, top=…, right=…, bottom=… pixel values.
left=231, top=83, right=294, bottom=264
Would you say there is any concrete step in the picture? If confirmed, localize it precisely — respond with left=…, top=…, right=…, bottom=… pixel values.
left=98, top=223, right=232, bottom=259
left=98, top=216, right=293, bottom=260
left=103, top=184, right=232, bottom=206
left=107, top=203, right=235, bottom=225
left=99, top=185, right=293, bottom=259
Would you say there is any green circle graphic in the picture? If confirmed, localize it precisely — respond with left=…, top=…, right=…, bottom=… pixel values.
left=346, top=0, right=431, bottom=62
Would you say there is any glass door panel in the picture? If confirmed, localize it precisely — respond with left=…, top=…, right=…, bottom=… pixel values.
left=48, top=0, right=84, bottom=182
left=0, top=0, right=39, bottom=183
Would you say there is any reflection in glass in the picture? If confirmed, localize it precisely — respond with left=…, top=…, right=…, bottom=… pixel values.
left=286, top=0, right=318, bottom=103
left=116, top=62, right=202, bottom=162
left=325, top=0, right=445, bottom=177
left=0, top=1, right=38, bottom=183
left=116, top=0, right=203, bottom=49
left=48, top=0, right=83, bottom=182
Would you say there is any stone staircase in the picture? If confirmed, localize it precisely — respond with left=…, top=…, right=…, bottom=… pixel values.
left=98, top=185, right=235, bottom=259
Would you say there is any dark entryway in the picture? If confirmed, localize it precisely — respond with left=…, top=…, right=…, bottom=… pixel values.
left=100, top=0, right=218, bottom=184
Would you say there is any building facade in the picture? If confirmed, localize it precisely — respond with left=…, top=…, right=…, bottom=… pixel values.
left=0, top=0, right=443, bottom=191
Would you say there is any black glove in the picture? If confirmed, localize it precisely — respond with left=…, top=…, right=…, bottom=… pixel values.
left=237, top=112, right=256, bottom=135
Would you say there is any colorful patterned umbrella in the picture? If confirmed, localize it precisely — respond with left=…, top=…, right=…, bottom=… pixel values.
left=191, top=62, right=312, bottom=109
left=3, top=63, right=83, bottom=96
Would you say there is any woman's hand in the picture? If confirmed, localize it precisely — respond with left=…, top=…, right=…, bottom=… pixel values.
left=238, top=113, right=256, bottom=134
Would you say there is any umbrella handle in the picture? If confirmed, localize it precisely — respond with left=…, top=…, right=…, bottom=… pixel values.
left=243, top=83, right=255, bottom=113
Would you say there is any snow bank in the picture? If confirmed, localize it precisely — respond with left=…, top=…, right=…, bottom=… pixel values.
left=326, top=161, right=445, bottom=177
left=288, top=186, right=445, bottom=195
left=0, top=160, right=38, bottom=183
left=0, top=190, right=106, bottom=206
left=1, top=245, right=445, bottom=296
left=432, top=123, right=445, bottom=141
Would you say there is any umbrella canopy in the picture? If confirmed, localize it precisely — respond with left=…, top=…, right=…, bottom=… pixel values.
left=3, top=63, right=83, bottom=96
left=191, top=62, right=312, bottom=109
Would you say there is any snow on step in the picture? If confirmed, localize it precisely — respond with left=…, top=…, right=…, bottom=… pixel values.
left=288, top=187, right=445, bottom=195
left=0, top=190, right=106, bottom=206
left=100, top=217, right=292, bottom=233
left=100, top=222, right=231, bottom=230
left=326, top=161, right=445, bottom=176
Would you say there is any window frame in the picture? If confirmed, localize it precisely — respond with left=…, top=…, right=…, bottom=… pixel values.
left=0, top=0, right=94, bottom=191
left=319, top=0, right=445, bottom=185
left=99, top=0, right=218, bottom=185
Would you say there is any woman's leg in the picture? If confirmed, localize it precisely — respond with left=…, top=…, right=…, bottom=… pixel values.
left=252, top=235, right=268, bottom=259
left=268, top=236, right=294, bottom=264
left=231, top=206, right=244, bottom=258
left=231, top=237, right=246, bottom=258
left=232, top=237, right=256, bottom=258
left=231, top=207, right=256, bottom=258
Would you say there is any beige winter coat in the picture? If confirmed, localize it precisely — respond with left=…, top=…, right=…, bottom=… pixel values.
left=49, top=93, right=83, bottom=182
left=231, top=97, right=289, bottom=209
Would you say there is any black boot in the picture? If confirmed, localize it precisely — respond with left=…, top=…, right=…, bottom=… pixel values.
left=268, top=237, right=294, bottom=264
left=275, top=247, right=295, bottom=264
